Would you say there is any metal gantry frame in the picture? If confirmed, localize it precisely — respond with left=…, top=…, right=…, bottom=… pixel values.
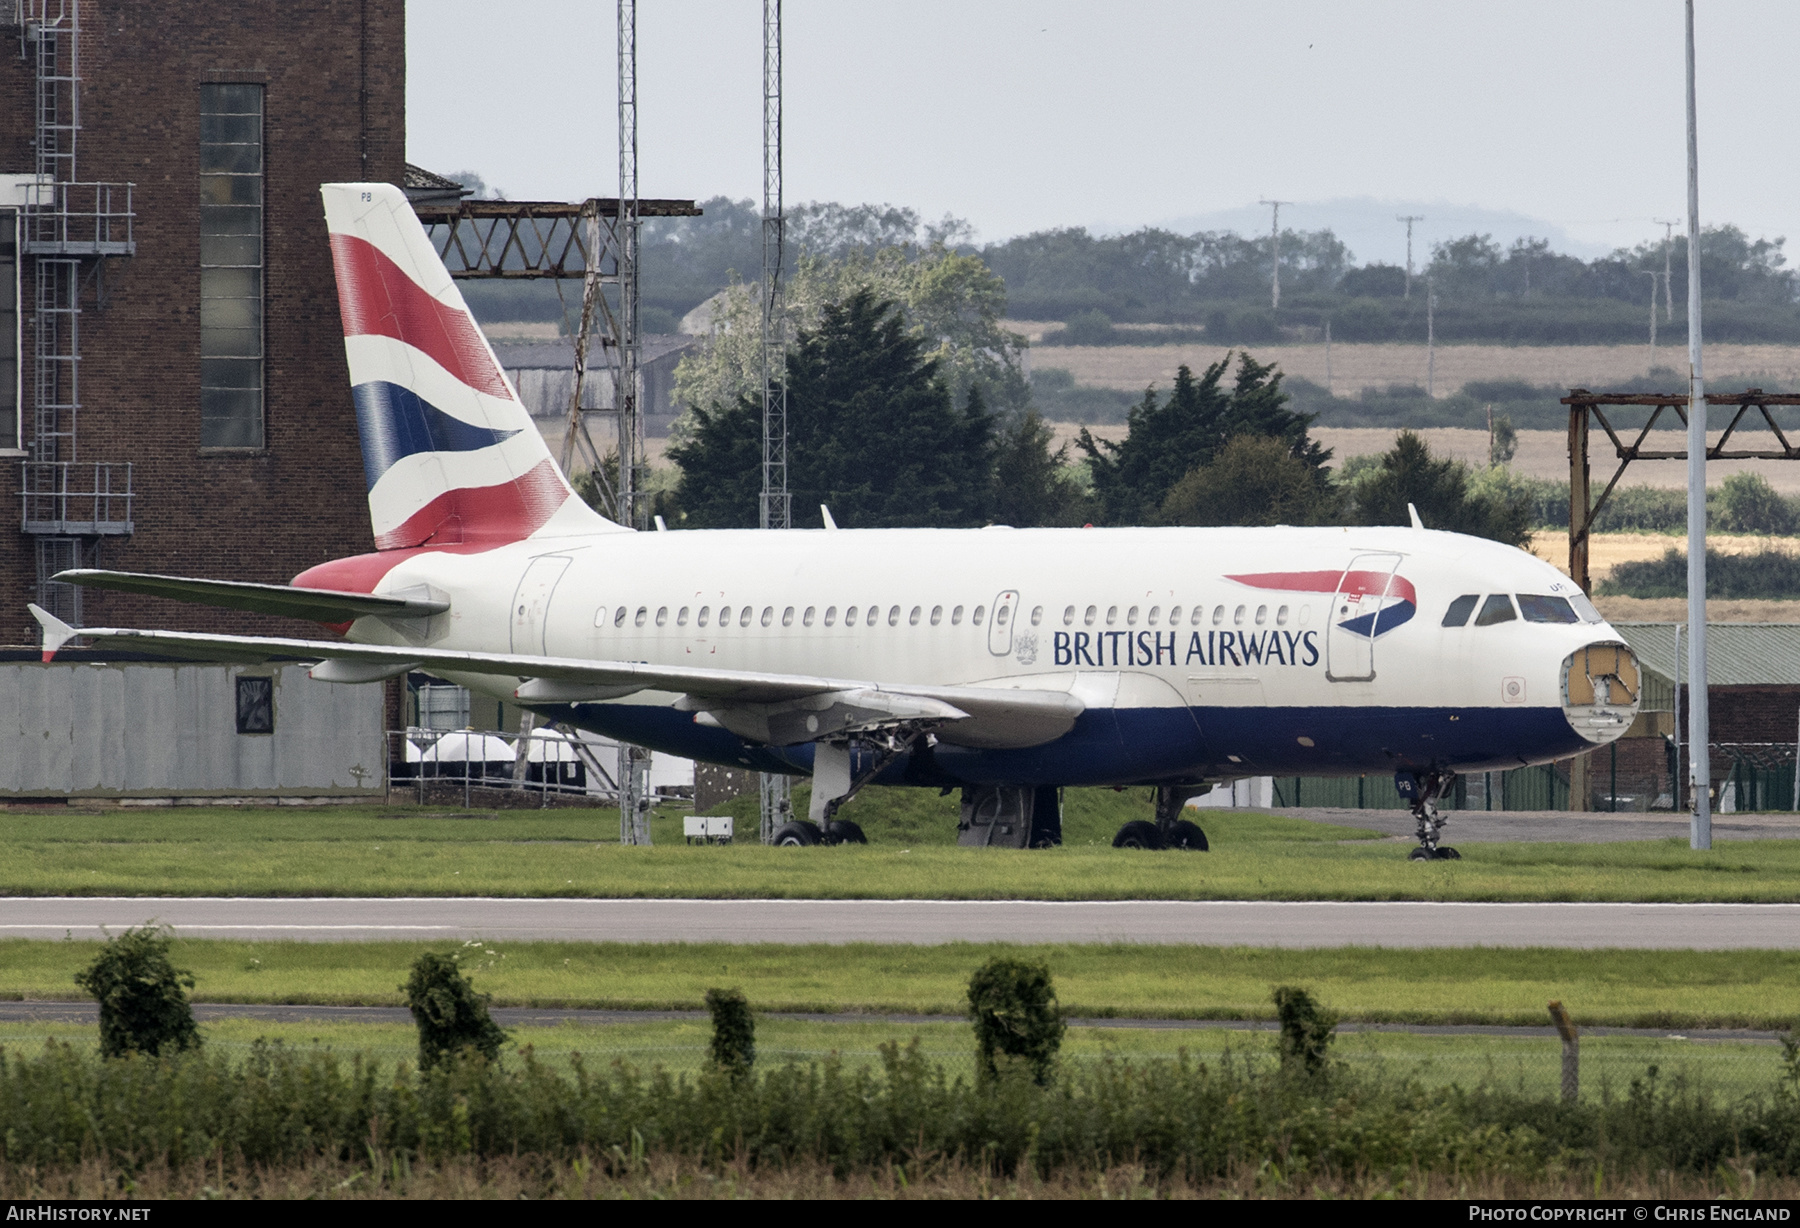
left=757, top=0, right=793, bottom=843
left=1562, top=387, right=1800, bottom=814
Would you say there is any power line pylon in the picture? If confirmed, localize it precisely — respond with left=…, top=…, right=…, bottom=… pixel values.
left=1397, top=214, right=1424, bottom=299
left=757, top=0, right=793, bottom=844
left=1258, top=198, right=1289, bottom=311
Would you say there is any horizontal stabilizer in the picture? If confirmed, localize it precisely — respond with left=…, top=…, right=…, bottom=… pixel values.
left=53, top=570, right=448, bottom=624
left=48, top=623, right=1085, bottom=750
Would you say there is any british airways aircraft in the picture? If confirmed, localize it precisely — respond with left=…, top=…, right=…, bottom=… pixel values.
left=31, top=184, right=1642, bottom=858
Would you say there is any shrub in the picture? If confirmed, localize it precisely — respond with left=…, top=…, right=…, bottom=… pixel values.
left=1600, top=547, right=1800, bottom=600
left=402, top=951, right=510, bottom=1070
left=73, top=926, right=200, bottom=1059
left=967, top=958, right=1065, bottom=1084
left=1714, top=472, right=1799, bottom=535
left=1272, top=985, right=1336, bottom=1075
left=1060, top=309, right=1116, bottom=346
left=705, top=987, right=755, bottom=1077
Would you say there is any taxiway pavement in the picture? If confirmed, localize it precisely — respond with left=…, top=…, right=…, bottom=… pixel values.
left=2, top=897, right=1796, bottom=948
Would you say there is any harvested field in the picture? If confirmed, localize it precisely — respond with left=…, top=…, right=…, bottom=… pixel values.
left=1028, top=340, right=1800, bottom=395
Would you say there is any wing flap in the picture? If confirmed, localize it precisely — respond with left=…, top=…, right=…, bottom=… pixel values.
left=53, top=570, right=448, bottom=623
left=44, top=624, right=1088, bottom=750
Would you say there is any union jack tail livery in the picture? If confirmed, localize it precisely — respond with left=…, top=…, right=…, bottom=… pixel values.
left=320, top=183, right=618, bottom=550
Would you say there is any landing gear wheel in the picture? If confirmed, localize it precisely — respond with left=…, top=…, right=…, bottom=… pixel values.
left=826, top=819, right=866, bottom=845
left=1165, top=820, right=1209, bottom=851
left=772, top=820, right=821, bottom=847
left=1113, top=820, right=1165, bottom=850
left=1407, top=846, right=1437, bottom=862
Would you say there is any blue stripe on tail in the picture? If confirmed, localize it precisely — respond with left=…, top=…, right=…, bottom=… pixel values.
left=352, top=381, right=520, bottom=490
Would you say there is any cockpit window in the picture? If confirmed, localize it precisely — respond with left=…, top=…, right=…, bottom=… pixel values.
left=1474, top=593, right=1517, bottom=626
left=1568, top=592, right=1604, bottom=623
left=1442, top=594, right=1479, bottom=627
left=1517, top=594, right=1581, bottom=625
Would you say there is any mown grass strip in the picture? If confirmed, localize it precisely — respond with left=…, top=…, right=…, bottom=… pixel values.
left=8, top=939, right=1800, bottom=1028
left=1, top=794, right=1796, bottom=901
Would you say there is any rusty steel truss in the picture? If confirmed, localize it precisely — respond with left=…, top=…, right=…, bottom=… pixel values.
left=1561, top=388, right=1800, bottom=594
left=412, top=198, right=698, bottom=280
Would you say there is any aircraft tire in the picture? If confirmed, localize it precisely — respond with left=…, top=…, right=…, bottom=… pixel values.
left=1407, top=846, right=1437, bottom=861
left=772, top=821, right=822, bottom=847
left=1166, top=820, right=1209, bottom=851
left=827, top=819, right=867, bottom=845
left=1112, top=820, right=1165, bottom=850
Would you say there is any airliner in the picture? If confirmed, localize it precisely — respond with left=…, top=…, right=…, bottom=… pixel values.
left=30, top=183, right=1642, bottom=858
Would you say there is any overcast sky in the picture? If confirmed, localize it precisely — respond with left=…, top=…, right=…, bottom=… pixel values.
left=407, top=1, right=1800, bottom=265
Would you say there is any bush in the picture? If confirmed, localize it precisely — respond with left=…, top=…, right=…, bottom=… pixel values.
left=967, top=958, right=1065, bottom=1084
left=705, top=987, right=755, bottom=1078
left=402, top=951, right=511, bottom=1070
left=1060, top=309, right=1116, bottom=346
left=73, top=926, right=200, bottom=1059
left=1600, top=547, right=1800, bottom=600
left=1272, top=985, right=1337, bottom=1075
left=1714, top=472, right=1799, bottom=535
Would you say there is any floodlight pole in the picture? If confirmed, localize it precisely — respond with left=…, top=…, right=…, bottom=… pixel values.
left=1684, top=0, right=1710, bottom=850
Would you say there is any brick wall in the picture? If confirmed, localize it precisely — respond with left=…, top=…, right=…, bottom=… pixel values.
left=1677, top=685, right=1800, bottom=747
left=0, top=1, right=404, bottom=644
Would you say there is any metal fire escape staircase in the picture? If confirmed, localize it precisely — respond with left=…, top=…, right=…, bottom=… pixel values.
left=15, top=0, right=135, bottom=620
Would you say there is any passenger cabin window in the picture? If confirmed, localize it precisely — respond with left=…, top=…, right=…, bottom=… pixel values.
left=930, top=606, right=943, bottom=625
left=1276, top=605, right=1289, bottom=626
left=887, top=605, right=900, bottom=626
left=783, top=607, right=795, bottom=626
left=952, top=606, right=964, bottom=625
left=761, top=606, right=774, bottom=627
left=1105, top=606, right=1118, bottom=625
left=1030, top=606, right=1043, bottom=626
left=740, top=607, right=754, bottom=628
left=677, top=607, right=689, bottom=626
left=909, top=606, right=921, bottom=626
left=718, top=605, right=731, bottom=626
left=698, top=607, right=711, bottom=627
left=845, top=607, right=858, bottom=627
left=655, top=607, right=668, bottom=626
left=804, top=607, right=816, bottom=626
left=1442, top=594, right=1479, bottom=627
left=866, top=605, right=879, bottom=625
left=824, top=606, right=837, bottom=626
left=614, top=608, right=628, bottom=627
left=1518, top=594, right=1581, bottom=625
left=1255, top=605, right=1267, bottom=625
left=1126, top=606, right=1138, bottom=625
left=973, top=606, right=986, bottom=625
left=1233, top=605, right=1246, bottom=626
left=1147, top=606, right=1159, bottom=626
left=634, top=607, right=648, bottom=627
left=1168, top=606, right=1180, bottom=624
left=1083, top=605, right=1096, bottom=626
left=1211, top=606, right=1224, bottom=626
left=1474, top=594, right=1517, bottom=626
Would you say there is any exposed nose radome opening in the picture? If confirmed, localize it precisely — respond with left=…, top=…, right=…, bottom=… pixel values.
left=1563, top=642, right=1641, bottom=745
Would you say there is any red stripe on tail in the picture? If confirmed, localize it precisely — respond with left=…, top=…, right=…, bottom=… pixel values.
left=374, top=457, right=569, bottom=551
left=328, top=233, right=512, bottom=399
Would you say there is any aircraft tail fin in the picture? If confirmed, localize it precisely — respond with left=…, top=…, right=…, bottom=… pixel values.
left=319, top=183, right=623, bottom=550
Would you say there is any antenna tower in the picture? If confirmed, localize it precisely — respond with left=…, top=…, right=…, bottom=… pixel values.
left=615, top=0, right=651, bottom=845
left=758, top=0, right=794, bottom=842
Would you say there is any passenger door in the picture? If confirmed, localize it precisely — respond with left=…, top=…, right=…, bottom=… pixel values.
left=1325, top=552, right=1403, bottom=682
left=987, top=590, right=1019, bottom=656
left=511, top=555, right=572, bottom=655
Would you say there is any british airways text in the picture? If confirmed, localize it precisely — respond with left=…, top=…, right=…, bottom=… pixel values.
left=1052, top=629, right=1321, bottom=668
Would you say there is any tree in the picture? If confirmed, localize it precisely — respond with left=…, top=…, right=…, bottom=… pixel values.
left=993, top=407, right=1091, bottom=527
left=1350, top=431, right=1531, bottom=546
left=1076, top=352, right=1332, bottom=525
left=671, top=289, right=994, bottom=528
left=1159, top=434, right=1343, bottom=527
left=672, top=242, right=1028, bottom=429
left=402, top=950, right=510, bottom=1070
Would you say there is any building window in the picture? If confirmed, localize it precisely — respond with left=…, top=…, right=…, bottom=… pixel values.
left=235, top=676, right=274, bottom=734
left=0, top=209, right=15, bottom=449
left=199, top=84, right=265, bottom=449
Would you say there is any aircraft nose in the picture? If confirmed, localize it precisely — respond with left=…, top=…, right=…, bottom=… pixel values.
left=1562, top=641, right=1641, bottom=746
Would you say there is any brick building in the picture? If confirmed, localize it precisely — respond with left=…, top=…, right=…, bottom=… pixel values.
left=0, top=0, right=403, bottom=645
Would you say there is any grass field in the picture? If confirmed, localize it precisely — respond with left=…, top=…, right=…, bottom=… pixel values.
left=9, top=939, right=1800, bottom=1028
left=4, top=792, right=1800, bottom=901
left=0, top=1015, right=1778, bottom=1102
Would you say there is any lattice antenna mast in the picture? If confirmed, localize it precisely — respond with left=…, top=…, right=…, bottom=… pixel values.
left=757, top=0, right=794, bottom=845
left=615, top=0, right=650, bottom=847
left=759, top=0, right=788, bottom=532
left=616, top=0, right=641, bottom=532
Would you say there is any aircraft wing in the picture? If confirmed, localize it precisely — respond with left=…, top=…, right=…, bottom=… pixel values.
left=52, top=569, right=447, bottom=623
left=28, top=609, right=1082, bottom=750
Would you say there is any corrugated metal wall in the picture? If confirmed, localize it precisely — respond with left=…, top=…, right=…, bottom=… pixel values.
left=0, top=663, right=383, bottom=797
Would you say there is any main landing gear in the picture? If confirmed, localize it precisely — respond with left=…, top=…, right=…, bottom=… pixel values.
left=1112, top=785, right=1210, bottom=851
left=1397, top=770, right=1460, bottom=861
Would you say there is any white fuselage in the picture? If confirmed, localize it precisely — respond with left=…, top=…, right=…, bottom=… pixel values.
left=346, top=522, right=1636, bottom=788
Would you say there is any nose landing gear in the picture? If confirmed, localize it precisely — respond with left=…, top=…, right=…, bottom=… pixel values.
left=1398, top=771, right=1459, bottom=861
